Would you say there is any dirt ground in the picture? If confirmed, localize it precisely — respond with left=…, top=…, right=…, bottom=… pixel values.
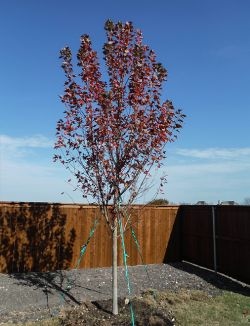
left=59, top=290, right=175, bottom=326
left=0, top=262, right=249, bottom=325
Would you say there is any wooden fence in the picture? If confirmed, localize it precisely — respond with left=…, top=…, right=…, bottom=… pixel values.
left=181, top=205, right=250, bottom=284
left=0, top=202, right=249, bottom=284
left=0, top=202, right=180, bottom=273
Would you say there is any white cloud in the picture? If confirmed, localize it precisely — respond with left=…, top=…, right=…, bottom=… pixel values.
left=167, top=161, right=250, bottom=177
left=0, top=134, right=53, bottom=149
left=176, top=147, right=250, bottom=160
left=0, top=134, right=81, bottom=203
left=150, top=147, right=250, bottom=204
left=0, top=134, right=54, bottom=160
left=163, top=159, right=250, bottom=204
left=0, top=135, right=249, bottom=204
left=0, top=158, right=80, bottom=203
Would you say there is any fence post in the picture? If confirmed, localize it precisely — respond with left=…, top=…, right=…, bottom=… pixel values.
left=212, top=205, right=217, bottom=273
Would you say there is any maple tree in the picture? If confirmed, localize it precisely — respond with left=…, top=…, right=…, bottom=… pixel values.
left=54, top=20, right=185, bottom=315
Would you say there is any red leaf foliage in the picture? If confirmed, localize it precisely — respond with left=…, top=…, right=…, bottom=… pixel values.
left=54, top=20, right=185, bottom=225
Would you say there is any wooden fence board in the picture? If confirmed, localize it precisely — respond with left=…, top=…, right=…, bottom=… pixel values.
left=0, top=203, right=180, bottom=273
left=181, top=205, right=250, bottom=284
left=181, top=206, right=214, bottom=269
left=1, top=202, right=249, bottom=284
left=215, top=206, right=250, bottom=283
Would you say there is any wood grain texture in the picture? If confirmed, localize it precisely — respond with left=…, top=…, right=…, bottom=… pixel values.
left=1, top=203, right=249, bottom=284
left=0, top=203, right=180, bottom=273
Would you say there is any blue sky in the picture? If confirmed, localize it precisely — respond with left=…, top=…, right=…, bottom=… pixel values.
left=0, top=0, right=249, bottom=204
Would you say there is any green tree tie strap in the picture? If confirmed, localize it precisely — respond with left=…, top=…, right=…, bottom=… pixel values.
left=124, top=211, right=156, bottom=296
left=61, top=218, right=99, bottom=297
left=118, top=217, right=135, bottom=326
left=123, top=209, right=150, bottom=281
left=129, top=223, right=150, bottom=281
left=75, top=218, right=99, bottom=269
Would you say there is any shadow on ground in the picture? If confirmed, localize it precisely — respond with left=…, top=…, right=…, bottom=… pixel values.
left=0, top=202, right=81, bottom=308
left=170, top=261, right=250, bottom=297
left=11, top=270, right=81, bottom=306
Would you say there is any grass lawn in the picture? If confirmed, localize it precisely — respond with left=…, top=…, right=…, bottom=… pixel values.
left=159, top=289, right=250, bottom=325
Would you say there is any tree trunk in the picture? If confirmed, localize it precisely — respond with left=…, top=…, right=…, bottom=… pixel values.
left=112, top=223, right=118, bottom=315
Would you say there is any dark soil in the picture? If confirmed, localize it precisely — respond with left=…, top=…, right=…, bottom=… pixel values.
left=60, top=294, right=175, bottom=326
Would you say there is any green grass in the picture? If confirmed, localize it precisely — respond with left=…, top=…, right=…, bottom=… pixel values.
left=154, top=289, right=250, bottom=325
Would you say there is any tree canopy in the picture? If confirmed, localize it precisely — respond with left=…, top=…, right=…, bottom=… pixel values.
left=54, top=20, right=185, bottom=220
